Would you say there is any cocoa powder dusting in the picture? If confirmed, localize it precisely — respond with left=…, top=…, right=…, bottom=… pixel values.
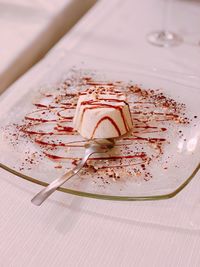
left=3, top=70, right=195, bottom=186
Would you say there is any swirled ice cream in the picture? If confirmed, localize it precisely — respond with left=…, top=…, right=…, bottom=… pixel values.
left=73, top=87, right=133, bottom=139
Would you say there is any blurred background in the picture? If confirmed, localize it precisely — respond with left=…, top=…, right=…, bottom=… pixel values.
left=0, top=0, right=97, bottom=92
left=0, top=0, right=200, bottom=93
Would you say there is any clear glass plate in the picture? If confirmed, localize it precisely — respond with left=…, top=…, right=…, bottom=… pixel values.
left=0, top=55, right=199, bottom=201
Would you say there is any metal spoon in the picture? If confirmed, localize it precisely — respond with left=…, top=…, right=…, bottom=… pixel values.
left=31, top=139, right=114, bottom=206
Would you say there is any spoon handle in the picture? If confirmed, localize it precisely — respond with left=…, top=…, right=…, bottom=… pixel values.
left=31, top=153, right=91, bottom=206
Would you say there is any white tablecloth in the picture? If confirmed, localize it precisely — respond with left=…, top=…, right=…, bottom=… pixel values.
left=0, top=0, right=200, bottom=266
left=0, top=0, right=96, bottom=93
left=58, top=0, right=200, bottom=76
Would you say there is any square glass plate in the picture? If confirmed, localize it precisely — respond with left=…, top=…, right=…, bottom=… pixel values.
left=0, top=52, right=199, bottom=200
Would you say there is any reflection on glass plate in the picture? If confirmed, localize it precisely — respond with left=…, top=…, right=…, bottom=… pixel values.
left=0, top=66, right=199, bottom=200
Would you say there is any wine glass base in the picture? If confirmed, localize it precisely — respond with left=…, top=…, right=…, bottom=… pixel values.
left=147, top=31, right=183, bottom=47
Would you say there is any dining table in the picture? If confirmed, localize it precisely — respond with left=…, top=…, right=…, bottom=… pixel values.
left=0, top=0, right=96, bottom=93
left=0, top=0, right=200, bottom=266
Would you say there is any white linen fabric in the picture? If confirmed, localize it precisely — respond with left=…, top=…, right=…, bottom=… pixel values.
left=57, top=0, right=200, bottom=76
left=0, top=0, right=200, bottom=266
left=0, top=0, right=96, bottom=92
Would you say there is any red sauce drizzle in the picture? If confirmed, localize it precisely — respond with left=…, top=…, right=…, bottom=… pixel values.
left=91, top=116, right=121, bottom=138
left=8, top=73, right=190, bottom=183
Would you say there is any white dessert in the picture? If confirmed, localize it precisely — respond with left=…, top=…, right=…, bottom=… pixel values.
left=73, top=87, right=133, bottom=139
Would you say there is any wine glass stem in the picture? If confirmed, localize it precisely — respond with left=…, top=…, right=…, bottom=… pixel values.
left=162, top=0, right=172, bottom=33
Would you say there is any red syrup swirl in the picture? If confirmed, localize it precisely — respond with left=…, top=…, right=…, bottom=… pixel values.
left=80, top=101, right=130, bottom=133
left=91, top=116, right=121, bottom=137
left=8, top=73, right=190, bottom=183
left=44, top=151, right=147, bottom=161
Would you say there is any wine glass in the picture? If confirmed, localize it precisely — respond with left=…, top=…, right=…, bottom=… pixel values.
left=147, top=0, right=183, bottom=47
